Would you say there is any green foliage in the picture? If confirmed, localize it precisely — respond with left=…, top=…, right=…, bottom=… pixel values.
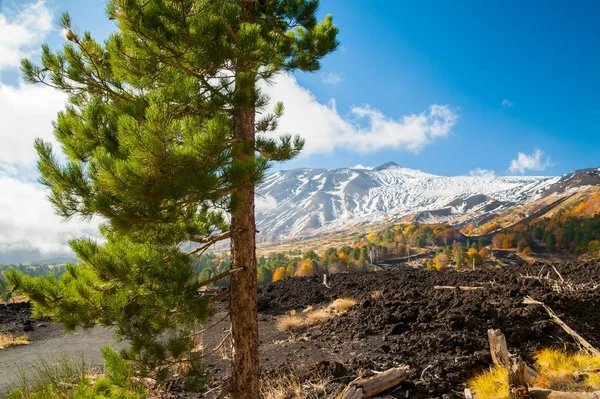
left=7, top=235, right=213, bottom=378
left=13, top=1, right=338, bottom=389
left=6, top=347, right=146, bottom=399
left=1, top=264, right=67, bottom=300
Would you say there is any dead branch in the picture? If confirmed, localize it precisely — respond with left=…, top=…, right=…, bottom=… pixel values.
left=338, top=366, right=409, bottom=399
left=209, top=289, right=230, bottom=304
left=198, top=267, right=242, bottom=288
left=194, top=314, right=229, bottom=337
left=433, top=286, right=483, bottom=291
left=523, top=296, right=600, bottom=356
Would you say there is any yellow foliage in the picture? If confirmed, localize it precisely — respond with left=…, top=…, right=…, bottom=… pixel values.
left=470, top=349, right=600, bottom=397
left=366, top=232, right=377, bottom=242
left=533, top=349, right=600, bottom=391
left=585, top=373, right=600, bottom=389
left=433, top=253, right=449, bottom=270
left=468, top=366, right=508, bottom=399
left=272, top=267, right=288, bottom=282
left=296, top=260, right=317, bottom=277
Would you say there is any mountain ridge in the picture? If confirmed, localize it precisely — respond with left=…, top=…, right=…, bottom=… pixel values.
left=256, top=163, right=600, bottom=242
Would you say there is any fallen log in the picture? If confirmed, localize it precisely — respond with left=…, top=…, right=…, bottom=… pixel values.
left=529, top=388, right=600, bottom=398
left=338, top=366, right=409, bottom=399
left=433, top=285, right=484, bottom=291
left=523, top=296, right=600, bottom=357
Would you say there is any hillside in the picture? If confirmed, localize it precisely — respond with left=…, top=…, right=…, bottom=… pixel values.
left=256, top=163, right=600, bottom=244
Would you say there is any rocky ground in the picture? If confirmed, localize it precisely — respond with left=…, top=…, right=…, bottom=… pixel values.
left=2, top=261, right=599, bottom=398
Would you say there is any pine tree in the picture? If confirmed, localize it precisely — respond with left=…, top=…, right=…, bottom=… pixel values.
left=8, top=1, right=338, bottom=397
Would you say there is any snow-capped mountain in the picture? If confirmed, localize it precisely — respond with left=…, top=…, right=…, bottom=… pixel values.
left=255, top=162, right=600, bottom=242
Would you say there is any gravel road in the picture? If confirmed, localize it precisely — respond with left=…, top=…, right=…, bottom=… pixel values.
left=0, top=324, right=123, bottom=395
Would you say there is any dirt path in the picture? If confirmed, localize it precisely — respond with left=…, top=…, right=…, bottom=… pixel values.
left=0, top=324, right=124, bottom=394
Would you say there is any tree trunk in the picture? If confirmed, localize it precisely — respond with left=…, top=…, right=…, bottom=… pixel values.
left=229, top=106, right=259, bottom=399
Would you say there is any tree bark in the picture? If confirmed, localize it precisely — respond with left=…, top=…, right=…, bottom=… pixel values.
left=229, top=107, right=259, bottom=399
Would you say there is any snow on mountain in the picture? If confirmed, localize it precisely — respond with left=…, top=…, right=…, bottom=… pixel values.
left=255, top=162, right=566, bottom=242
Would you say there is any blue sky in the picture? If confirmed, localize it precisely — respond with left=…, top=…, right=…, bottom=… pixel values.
left=0, top=0, right=599, bottom=262
left=1, top=0, right=599, bottom=177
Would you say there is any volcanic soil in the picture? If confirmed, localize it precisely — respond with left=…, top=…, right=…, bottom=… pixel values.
left=2, top=261, right=600, bottom=398
left=254, top=261, right=600, bottom=398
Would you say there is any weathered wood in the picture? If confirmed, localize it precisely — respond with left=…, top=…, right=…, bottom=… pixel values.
left=338, top=367, right=408, bottom=399
left=523, top=296, right=600, bottom=357
left=434, top=285, right=484, bottom=291
left=529, top=388, right=600, bottom=398
left=508, top=357, right=529, bottom=399
left=464, top=388, right=474, bottom=399
left=488, top=329, right=510, bottom=369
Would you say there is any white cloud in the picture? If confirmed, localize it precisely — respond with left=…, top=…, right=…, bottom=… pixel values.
left=469, top=168, right=496, bottom=179
left=0, top=0, right=53, bottom=71
left=0, top=175, right=100, bottom=259
left=262, top=73, right=458, bottom=156
left=321, top=72, right=343, bottom=85
left=0, top=82, right=67, bottom=170
left=502, top=99, right=513, bottom=107
left=351, top=164, right=372, bottom=170
left=509, top=148, right=552, bottom=174
left=255, top=194, right=278, bottom=213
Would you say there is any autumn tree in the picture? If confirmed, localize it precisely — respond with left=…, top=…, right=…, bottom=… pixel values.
left=7, top=1, right=338, bottom=397
left=272, top=267, right=288, bottom=282
left=296, top=260, right=317, bottom=277
left=433, top=252, right=449, bottom=270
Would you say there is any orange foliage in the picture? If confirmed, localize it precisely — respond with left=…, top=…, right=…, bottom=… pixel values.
left=479, top=247, right=490, bottom=260
left=272, top=267, right=288, bottom=282
left=480, top=222, right=501, bottom=235
left=569, top=193, right=600, bottom=218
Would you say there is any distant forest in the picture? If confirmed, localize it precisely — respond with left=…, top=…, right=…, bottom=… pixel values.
left=489, top=193, right=600, bottom=255
left=0, top=264, right=68, bottom=302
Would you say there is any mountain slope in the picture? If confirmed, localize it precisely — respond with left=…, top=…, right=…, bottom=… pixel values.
left=256, top=163, right=599, bottom=242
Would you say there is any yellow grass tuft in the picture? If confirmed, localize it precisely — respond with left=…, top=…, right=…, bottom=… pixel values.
left=572, top=353, right=600, bottom=371
left=585, top=372, right=600, bottom=390
left=534, top=348, right=578, bottom=389
left=328, top=298, right=357, bottom=313
left=275, top=315, right=304, bottom=332
left=468, top=365, right=508, bottom=399
left=0, top=332, right=30, bottom=349
left=305, top=309, right=332, bottom=325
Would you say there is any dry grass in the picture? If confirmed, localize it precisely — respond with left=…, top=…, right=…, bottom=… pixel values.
left=275, top=315, right=304, bottom=332
left=370, top=290, right=382, bottom=299
left=0, top=332, right=30, bottom=349
left=305, top=309, right=332, bottom=325
left=468, top=365, right=508, bottom=399
left=534, top=348, right=579, bottom=389
left=470, top=349, right=600, bottom=398
left=260, top=370, right=332, bottom=399
left=327, top=298, right=357, bottom=313
left=260, top=373, right=304, bottom=399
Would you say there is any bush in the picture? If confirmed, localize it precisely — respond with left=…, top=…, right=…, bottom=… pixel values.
left=6, top=347, right=146, bottom=399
